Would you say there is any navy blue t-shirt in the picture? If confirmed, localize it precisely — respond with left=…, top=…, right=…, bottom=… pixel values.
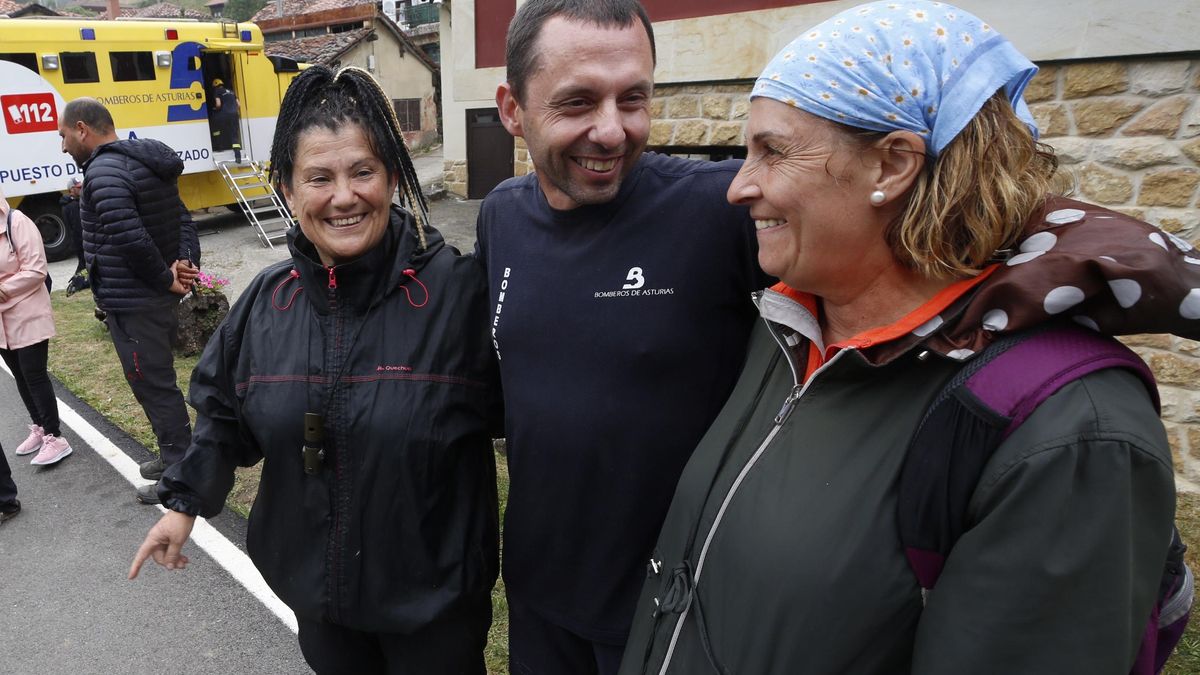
left=475, top=152, right=768, bottom=641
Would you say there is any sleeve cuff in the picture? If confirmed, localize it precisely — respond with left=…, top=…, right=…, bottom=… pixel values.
left=163, top=494, right=203, bottom=517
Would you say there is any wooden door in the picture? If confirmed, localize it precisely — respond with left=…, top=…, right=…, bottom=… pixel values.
left=466, top=107, right=513, bottom=199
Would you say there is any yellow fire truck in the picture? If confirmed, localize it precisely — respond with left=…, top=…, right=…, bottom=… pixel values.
left=0, top=17, right=301, bottom=259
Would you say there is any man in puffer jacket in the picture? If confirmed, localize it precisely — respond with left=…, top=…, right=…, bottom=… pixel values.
left=59, top=98, right=200, bottom=504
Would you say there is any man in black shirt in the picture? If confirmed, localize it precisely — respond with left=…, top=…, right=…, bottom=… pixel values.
left=476, top=1, right=767, bottom=672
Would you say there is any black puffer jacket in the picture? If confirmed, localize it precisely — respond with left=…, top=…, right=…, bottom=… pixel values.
left=160, top=208, right=500, bottom=633
left=80, top=138, right=200, bottom=312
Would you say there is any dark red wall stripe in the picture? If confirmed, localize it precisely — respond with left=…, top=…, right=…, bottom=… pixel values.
left=474, top=0, right=835, bottom=69
left=475, top=0, right=515, bottom=68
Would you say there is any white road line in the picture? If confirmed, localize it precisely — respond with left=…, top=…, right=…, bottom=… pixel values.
left=0, top=361, right=297, bottom=633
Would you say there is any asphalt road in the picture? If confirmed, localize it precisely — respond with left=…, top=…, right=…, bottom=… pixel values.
left=0, top=379, right=309, bottom=674
left=3, top=158, right=483, bottom=673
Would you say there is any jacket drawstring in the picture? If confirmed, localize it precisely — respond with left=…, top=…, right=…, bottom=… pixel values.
left=272, top=269, right=302, bottom=311
left=274, top=265, right=425, bottom=310
left=400, top=268, right=429, bottom=308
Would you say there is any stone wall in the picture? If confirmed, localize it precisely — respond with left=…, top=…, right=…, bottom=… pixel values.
left=513, top=137, right=532, bottom=178
left=646, top=83, right=754, bottom=150
left=1026, top=59, right=1200, bottom=233
left=443, top=158, right=467, bottom=197
left=1025, top=57, right=1200, bottom=491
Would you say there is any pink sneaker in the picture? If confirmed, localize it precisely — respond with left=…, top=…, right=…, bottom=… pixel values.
left=14, top=425, right=43, bottom=456
left=30, top=434, right=72, bottom=466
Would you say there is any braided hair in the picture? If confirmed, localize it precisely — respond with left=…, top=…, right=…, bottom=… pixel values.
left=270, top=65, right=429, bottom=250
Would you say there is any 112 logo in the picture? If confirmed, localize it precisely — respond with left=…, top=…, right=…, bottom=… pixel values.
left=2, top=93, right=58, bottom=134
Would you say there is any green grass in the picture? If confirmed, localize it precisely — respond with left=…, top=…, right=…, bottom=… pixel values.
left=1165, top=491, right=1200, bottom=675
left=487, top=440, right=510, bottom=674
left=46, top=289, right=512, bottom=673
left=48, top=290, right=200, bottom=451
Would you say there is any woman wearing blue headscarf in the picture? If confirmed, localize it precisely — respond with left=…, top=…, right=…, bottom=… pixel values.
left=620, top=2, right=1200, bottom=673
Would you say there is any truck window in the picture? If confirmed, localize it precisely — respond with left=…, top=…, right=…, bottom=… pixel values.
left=0, top=53, right=38, bottom=73
left=110, top=51, right=156, bottom=81
left=61, top=52, right=99, bottom=84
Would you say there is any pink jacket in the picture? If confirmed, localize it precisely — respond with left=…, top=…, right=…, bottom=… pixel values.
left=0, top=199, right=55, bottom=350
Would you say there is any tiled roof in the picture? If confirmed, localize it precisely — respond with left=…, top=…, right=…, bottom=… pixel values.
left=76, top=0, right=137, bottom=8
left=0, top=0, right=66, bottom=17
left=264, top=27, right=372, bottom=65
left=251, top=0, right=373, bottom=23
left=131, top=2, right=207, bottom=18
left=99, top=1, right=206, bottom=19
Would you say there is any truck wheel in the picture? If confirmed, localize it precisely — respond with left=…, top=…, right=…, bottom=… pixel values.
left=21, top=197, right=73, bottom=262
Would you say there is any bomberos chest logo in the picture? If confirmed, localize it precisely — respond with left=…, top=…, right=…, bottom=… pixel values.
left=594, top=267, right=675, bottom=298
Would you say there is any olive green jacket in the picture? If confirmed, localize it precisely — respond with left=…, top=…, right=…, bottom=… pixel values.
left=622, top=303, right=1174, bottom=674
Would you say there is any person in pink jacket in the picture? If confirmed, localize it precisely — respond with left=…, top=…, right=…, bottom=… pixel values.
left=0, top=188, right=72, bottom=468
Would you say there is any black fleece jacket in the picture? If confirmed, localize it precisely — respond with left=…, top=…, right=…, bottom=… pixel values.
left=160, top=209, right=499, bottom=632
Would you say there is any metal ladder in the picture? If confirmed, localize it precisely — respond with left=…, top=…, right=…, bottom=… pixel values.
left=216, top=160, right=294, bottom=248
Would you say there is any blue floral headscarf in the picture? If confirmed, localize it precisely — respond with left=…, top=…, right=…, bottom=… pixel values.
left=753, top=0, right=1039, bottom=157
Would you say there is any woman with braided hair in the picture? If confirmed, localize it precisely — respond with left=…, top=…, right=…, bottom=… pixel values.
left=130, top=66, right=499, bottom=674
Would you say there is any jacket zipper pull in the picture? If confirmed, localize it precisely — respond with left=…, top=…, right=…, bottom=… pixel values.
left=774, top=384, right=803, bottom=425
left=326, top=265, right=337, bottom=290
left=648, top=556, right=662, bottom=577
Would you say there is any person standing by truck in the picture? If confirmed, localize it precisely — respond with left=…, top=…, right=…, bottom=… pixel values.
left=61, top=177, right=89, bottom=295
left=57, top=97, right=200, bottom=504
left=210, top=78, right=242, bottom=163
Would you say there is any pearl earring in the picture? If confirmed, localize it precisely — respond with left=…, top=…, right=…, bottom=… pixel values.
left=870, top=190, right=886, bottom=206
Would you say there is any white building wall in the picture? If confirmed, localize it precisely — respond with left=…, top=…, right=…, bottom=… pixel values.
left=441, top=0, right=505, bottom=164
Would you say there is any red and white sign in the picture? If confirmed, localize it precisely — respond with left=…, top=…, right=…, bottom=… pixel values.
left=2, top=92, right=58, bottom=134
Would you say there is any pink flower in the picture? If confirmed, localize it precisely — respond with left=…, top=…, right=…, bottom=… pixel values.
left=194, top=271, right=229, bottom=296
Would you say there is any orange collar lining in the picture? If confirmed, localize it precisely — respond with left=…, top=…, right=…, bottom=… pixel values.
left=771, top=265, right=998, bottom=381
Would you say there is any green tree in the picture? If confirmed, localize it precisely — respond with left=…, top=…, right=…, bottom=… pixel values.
left=222, top=0, right=266, bottom=22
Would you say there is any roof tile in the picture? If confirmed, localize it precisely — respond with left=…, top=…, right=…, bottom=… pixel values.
left=251, top=0, right=374, bottom=23
left=99, top=1, right=206, bottom=19
left=264, top=27, right=372, bottom=65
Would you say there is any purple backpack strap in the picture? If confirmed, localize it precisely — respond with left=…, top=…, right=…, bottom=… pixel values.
left=961, top=325, right=1159, bottom=436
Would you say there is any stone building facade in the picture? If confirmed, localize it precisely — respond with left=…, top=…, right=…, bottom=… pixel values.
left=1021, top=58, right=1200, bottom=490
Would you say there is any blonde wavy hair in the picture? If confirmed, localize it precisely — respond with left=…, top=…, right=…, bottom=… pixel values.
left=844, top=92, right=1061, bottom=280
